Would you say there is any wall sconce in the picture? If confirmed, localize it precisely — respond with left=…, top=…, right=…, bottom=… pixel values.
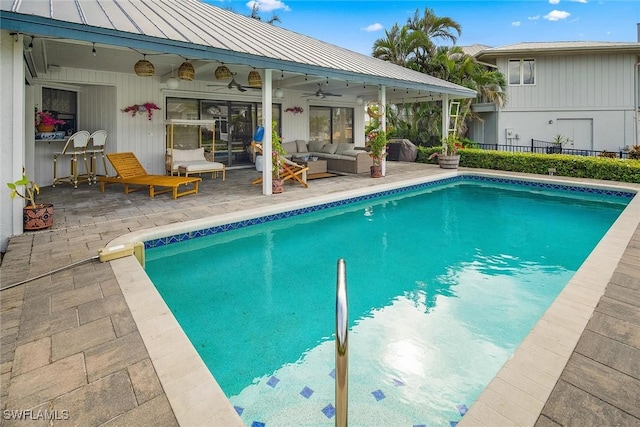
left=134, top=55, right=155, bottom=77
left=548, top=120, right=553, bottom=124
left=178, top=61, right=195, bottom=80
left=356, top=96, right=364, bottom=106
left=92, top=42, right=97, bottom=57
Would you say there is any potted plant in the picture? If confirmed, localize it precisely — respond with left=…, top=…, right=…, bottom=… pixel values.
left=35, top=110, right=66, bottom=133
left=7, top=169, right=54, bottom=230
left=429, top=134, right=462, bottom=169
left=271, top=121, right=286, bottom=193
left=547, top=134, right=571, bottom=154
left=367, top=128, right=387, bottom=178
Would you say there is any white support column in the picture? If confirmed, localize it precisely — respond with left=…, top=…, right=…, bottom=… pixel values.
left=441, top=94, right=450, bottom=147
left=379, top=86, right=387, bottom=176
left=1, top=32, right=26, bottom=251
left=262, top=69, right=273, bottom=195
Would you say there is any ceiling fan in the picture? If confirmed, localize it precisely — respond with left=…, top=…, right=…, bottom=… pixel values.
left=207, top=73, right=259, bottom=92
left=304, top=83, right=342, bottom=99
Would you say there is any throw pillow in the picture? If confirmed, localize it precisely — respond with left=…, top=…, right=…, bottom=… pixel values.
left=320, top=144, right=338, bottom=154
left=335, top=143, right=354, bottom=155
left=308, top=141, right=325, bottom=152
left=296, top=140, right=309, bottom=153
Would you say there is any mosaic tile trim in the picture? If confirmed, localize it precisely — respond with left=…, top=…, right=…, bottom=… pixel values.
left=145, top=175, right=636, bottom=249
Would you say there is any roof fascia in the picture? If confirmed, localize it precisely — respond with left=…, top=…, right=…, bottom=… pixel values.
left=477, top=44, right=640, bottom=60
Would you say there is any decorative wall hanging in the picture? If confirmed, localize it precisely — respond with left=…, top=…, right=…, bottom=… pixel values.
left=367, top=101, right=384, bottom=119
left=122, top=102, right=161, bottom=120
left=284, top=107, right=304, bottom=114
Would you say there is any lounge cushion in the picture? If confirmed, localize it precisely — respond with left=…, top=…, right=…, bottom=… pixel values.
left=341, top=149, right=362, bottom=157
left=169, top=147, right=205, bottom=163
left=335, top=143, right=354, bottom=155
left=180, top=161, right=225, bottom=172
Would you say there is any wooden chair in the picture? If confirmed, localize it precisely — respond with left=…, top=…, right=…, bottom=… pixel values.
left=97, top=152, right=201, bottom=199
left=53, top=130, right=91, bottom=188
left=250, top=142, right=308, bottom=188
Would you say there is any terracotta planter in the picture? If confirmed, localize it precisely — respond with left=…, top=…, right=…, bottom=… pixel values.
left=438, top=155, right=460, bottom=169
left=23, top=204, right=54, bottom=231
left=370, top=165, right=383, bottom=178
left=37, top=124, right=55, bottom=132
left=272, top=179, right=285, bottom=194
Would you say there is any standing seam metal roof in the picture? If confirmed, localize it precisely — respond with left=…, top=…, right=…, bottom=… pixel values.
left=0, top=0, right=476, bottom=97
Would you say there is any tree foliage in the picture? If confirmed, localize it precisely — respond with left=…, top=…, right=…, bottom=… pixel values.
left=372, top=7, right=507, bottom=143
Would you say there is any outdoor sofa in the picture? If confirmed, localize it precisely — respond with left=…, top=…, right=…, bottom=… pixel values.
left=280, top=140, right=373, bottom=174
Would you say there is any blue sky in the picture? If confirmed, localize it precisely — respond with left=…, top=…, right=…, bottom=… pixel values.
left=211, top=0, right=639, bottom=55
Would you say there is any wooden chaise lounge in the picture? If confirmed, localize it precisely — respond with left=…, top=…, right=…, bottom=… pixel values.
left=98, top=152, right=202, bottom=199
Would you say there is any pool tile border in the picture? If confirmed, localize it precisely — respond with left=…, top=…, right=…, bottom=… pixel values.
left=144, top=175, right=635, bottom=250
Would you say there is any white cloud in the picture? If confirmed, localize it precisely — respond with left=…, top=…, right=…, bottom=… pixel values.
left=512, top=21, right=521, bottom=27
left=549, top=0, right=560, bottom=4
left=246, top=0, right=290, bottom=13
left=364, top=23, right=384, bottom=32
left=528, top=15, right=540, bottom=20
left=570, top=0, right=588, bottom=3
left=544, top=10, right=571, bottom=21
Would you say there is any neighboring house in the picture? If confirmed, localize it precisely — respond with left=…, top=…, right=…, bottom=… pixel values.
left=0, top=0, right=475, bottom=251
left=469, top=41, right=640, bottom=153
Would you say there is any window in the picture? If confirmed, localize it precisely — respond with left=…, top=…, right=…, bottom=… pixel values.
left=309, top=106, right=353, bottom=144
left=166, top=97, right=281, bottom=166
left=508, top=59, right=535, bottom=85
left=42, top=88, right=77, bottom=134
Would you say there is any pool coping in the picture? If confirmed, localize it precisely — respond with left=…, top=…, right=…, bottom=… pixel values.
left=106, top=170, right=640, bottom=426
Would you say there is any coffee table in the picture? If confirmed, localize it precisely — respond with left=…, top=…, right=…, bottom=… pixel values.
left=294, top=158, right=327, bottom=175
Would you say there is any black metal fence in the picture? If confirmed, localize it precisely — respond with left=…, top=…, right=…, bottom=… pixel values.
left=475, top=139, right=629, bottom=159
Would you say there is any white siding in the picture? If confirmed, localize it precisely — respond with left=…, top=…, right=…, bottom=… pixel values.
left=30, top=66, right=365, bottom=185
left=501, top=53, right=636, bottom=111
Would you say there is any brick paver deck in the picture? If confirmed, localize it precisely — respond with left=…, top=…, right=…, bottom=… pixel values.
left=1, top=163, right=639, bottom=426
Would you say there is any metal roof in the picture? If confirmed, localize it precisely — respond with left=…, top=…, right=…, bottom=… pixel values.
left=476, top=41, right=640, bottom=59
left=0, top=0, right=476, bottom=100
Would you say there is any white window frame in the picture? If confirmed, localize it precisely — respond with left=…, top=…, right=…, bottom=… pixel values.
left=508, top=59, right=535, bottom=86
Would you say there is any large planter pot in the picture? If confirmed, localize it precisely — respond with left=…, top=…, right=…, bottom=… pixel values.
left=438, top=155, right=460, bottom=169
left=37, top=124, right=55, bottom=132
left=23, top=204, right=54, bottom=231
left=272, top=179, right=285, bottom=194
left=370, top=165, right=383, bottom=178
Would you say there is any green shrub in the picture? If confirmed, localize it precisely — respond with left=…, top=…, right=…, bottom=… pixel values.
left=415, top=147, right=640, bottom=184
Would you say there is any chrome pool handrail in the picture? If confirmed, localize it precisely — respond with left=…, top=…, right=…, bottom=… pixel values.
left=336, top=258, right=348, bottom=427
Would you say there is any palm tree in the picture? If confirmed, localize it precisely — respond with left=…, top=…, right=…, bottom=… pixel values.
left=248, top=3, right=281, bottom=24
left=372, top=24, right=425, bottom=68
left=406, top=7, right=462, bottom=70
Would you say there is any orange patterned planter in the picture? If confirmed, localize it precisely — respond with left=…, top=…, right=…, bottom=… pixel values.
left=23, top=204, right=54, bottom=230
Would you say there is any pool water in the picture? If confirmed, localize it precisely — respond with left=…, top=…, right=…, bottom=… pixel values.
left=145, top=179, right=628, bottom=426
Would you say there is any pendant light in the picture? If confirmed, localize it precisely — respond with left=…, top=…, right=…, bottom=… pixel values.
left=134, top=54, right=155, bottom=77
left=248, top=70, right=262, bottom=87
left=215, top=65, right=232, bottom=79
left=178, top=61, right=195, bottom=81
left=166, top=65, right=179, bottom=89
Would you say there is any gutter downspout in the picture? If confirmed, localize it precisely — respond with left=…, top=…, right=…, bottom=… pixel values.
left=635, top=58, right=640, bottom=147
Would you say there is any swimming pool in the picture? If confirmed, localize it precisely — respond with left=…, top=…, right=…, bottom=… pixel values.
left=144, top=176, right=632, bottom=425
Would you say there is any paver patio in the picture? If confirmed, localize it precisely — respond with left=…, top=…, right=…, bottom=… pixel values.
left=1, top=163, right=639, bottom=426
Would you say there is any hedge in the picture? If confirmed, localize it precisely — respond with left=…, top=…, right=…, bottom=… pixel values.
left=415, top=147, right=640, bottom=184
